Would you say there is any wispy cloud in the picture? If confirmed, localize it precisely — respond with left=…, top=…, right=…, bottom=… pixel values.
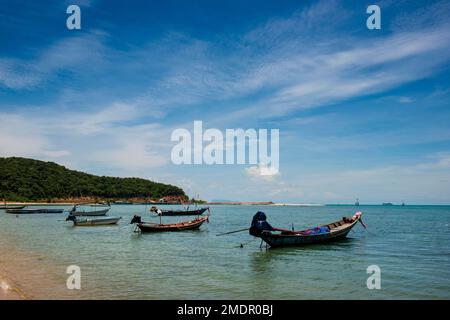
left=105, top=0, right=450, bottom=124
left=0, top=103, right=174, bottom=174
left=232, top=154, right=450, bottom=203
left=1, top=0, right=450, bottom=203
left=3, top=1, right=449, bottom=120
left=0, top=31, right=106, bottom=89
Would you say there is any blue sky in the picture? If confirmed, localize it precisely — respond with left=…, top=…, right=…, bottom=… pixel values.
left=1, top=0, right=450, bottom=204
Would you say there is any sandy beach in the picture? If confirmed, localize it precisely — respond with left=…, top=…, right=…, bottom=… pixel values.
left=0, top=270, right=28, bottom=300
left=0, top=235, right=76, bottom=300
left=0, top=245, right=30, bottom=300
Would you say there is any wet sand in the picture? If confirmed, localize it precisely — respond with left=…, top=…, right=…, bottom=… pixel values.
left=0, top=247, right=30, bottom=299
left=0, top=270, right=28, bottom=299
left=0, top=240, right=78, bottom=300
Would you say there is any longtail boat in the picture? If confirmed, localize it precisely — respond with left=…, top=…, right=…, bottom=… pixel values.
left=130, top=215, right=209, bottom=232
left=113, top=201, right=133, bottom=205
left=6, top=208, right=64, bottom=214
left=69, top=205, right=109, bottom=216
left=0, top=205, right=26, bottom=210
left=150, top=206, right=209, bottom=216
left=249, top=211, right=366, bottom=248
left=66, top=214, right=121, bottom=226
left=89, top=202, right=110, bottom=207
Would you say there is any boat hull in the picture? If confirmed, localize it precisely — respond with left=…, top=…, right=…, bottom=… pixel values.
left=73, top=217, right=121, bottom=226
left=6, top=208, right=63, bottom=214
left=137, top=216, right=208, bottom=232
left=259, top=214, right=363, bottom=248
left=0, top=205, right=26, bottom=210
left=72, top=208, right=109, bottom=216
left=261, top=228, right=352, bottom=248
left=159, top=207, right=208, bottom=216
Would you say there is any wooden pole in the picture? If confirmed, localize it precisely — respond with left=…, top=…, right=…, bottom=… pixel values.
left=216, top=228, right=249, bottom=236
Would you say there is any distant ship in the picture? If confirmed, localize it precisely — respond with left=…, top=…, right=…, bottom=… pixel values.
left=382, top=202, right=393, bottom=206
left=355, top=198, right=360, bottom=206
left=401, top=201, right=405, bottom=206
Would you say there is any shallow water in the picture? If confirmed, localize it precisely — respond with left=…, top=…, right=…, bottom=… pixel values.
left=0, top=205, right=449, bottom=299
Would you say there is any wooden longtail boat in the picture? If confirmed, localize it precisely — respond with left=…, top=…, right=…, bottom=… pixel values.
left=113, top=201, right=133, bottom=205
left=130, top=215, right=209, bottom=232
left=89, top=202, right=110, bottom=207
left=150, top=206, right=209, bottom=216
left=0, top=205, right=26, bottom=210
left=66, top=214, right=121, bottom=226
left=69, top=205, right=109, bottom=216
left=250, top=211, right=366, bottom=248
left=6, top=208, right=64, bottom=214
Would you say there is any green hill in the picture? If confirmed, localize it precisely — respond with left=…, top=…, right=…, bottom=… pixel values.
left=0, top=157, right=186, bottom=202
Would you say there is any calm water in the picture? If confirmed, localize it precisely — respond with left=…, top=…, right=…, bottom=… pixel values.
left=0, top=205, right=449, bottom=299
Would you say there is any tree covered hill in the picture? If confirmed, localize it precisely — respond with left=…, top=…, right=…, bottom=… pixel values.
left=0, top=157, right=186, bottom=202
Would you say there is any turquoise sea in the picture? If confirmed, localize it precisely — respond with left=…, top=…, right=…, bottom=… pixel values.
left=0, top=204, right=449, bottom=299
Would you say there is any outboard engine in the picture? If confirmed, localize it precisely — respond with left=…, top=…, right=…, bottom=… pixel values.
left=130, top=215, right=142, bottom=224
left=249, top=211, right=274, bottom=237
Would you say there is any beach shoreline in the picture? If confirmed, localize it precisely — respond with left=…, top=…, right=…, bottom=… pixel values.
left=0, top=244, right=30, bottom=300
left=2, top=201, right=326, bottom=206
left=0, top=235, right=74, bottom=300
left=0, top=268, right=28, bottom=300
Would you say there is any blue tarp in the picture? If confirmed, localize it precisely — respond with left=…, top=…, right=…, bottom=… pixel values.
left=306, top=226, right=330, bottom=235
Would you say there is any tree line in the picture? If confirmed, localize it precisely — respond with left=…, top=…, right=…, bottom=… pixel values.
left=0, top=157, right=186, bottom=202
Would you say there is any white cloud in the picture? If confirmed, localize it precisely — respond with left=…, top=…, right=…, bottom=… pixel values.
left=0, top=114, right=48, bottom=157
left=235, top=154, right=450, bottom=204
left=245, top=164, right=280, bottom=181
left=241, top=26, right=450, bottom=118
left=398, top=96, right=414, bottom=103
left=49, top=102, right=140, bottom=135
left=285, top=155, right=450, bottom=204
left=41, top=150, right=71, bottom=157
left=0, top=104, right=173, bottom=174
left=89, top=123, right=170, bottom=170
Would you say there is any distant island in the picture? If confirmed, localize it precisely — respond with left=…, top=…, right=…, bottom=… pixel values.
left=208, top=201, right=275, bottom=205
left=0, top=157, right=187, bottom=203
